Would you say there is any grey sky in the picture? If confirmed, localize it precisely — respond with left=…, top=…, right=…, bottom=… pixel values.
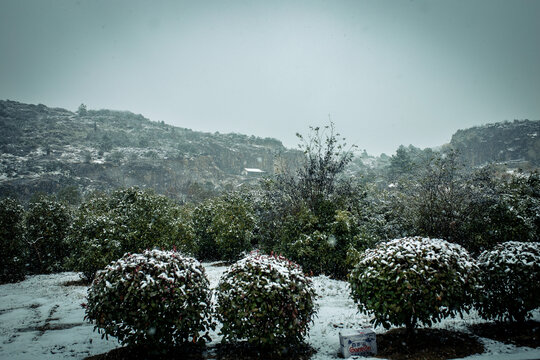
left=1, top=0, right=539, bottom=155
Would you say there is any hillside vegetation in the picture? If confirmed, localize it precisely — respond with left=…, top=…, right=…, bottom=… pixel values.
left=0, top=100, right=301, bottom=202
left=1, top=100, right=539, bottom=202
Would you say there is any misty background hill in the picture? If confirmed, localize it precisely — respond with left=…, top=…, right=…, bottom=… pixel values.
left=0, top=99, right=538, bottom=202
left=450, top=120, right=540, bottom=167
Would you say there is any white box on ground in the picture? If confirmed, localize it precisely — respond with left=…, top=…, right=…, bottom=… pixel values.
left=339, top=329, right=377, bottom=358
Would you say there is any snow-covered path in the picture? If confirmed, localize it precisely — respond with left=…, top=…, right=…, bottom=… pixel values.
left=0, top=264, right=539, bottom=359
left=0, top=272, right=117, bottom=359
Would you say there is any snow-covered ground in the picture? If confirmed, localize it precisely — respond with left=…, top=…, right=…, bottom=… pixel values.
left=1, top=263, right=539, bottom=359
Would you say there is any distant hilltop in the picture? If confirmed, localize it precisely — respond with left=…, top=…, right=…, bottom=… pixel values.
left=450, top=119, right=540, bottom=167
left=0, top=100, right=302, bottom=202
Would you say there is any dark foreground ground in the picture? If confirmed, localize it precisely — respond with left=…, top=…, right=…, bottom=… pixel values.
left=86, top=321, right=540, bottom=360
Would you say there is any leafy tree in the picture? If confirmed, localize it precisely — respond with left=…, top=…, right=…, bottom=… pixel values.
left=499, top=171, right=540, bottom=242
left=182, top=181, right=218, bottom=203
left=77, top=103, right=87, bottom=116
left=254, top=123, right=377, bottom=278
left=386, top=151, right=487, bottom=252
left=190, top=192, right=255, bottom=262
left=458, top=167, right=532, bottom=252
left=25, top=196, right=72, bottom=274
left=388, top=145, right=416, bottom=182
left=0, top=198, right=26, bottom=283
left=57, top=185, right=82, bottom=206
left=293, top=123, right=356, bottom=214
left=408, top=150, right=469, bottom=243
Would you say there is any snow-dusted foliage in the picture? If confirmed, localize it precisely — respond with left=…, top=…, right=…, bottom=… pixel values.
left=190, top=193, right=255, bottom=262
left=349, top=237, right=479, bottom=331
left=84, top=249, right=214, bottom=348
left=25, top=196, right=72, bottom=274
left=285, top=208, right=374, bottom=279
left=215, top=251, right=317, bottom=348
left=67, top=187, right=182, bottom=280
left=476, top=241, right=540, bottom=322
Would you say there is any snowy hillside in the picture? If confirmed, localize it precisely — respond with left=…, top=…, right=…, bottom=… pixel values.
left=0, top=100, right=302, bottom=202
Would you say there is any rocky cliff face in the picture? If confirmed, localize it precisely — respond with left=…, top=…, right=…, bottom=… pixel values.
left=450, top=120, right=540, bottom=167
left=0, top=100, right=302, bottom=202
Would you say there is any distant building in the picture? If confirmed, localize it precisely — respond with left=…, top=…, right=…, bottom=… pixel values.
left=242, top=168, right=265, bottom=177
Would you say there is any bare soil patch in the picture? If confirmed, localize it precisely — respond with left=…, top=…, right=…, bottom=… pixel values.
left=85, top=343, right=315, bottom=360
left=373, top=328, right=484, bottom=360
left=470, top=320, right=540, bottom=348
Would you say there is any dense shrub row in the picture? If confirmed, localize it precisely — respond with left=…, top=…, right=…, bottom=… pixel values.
left=0, top=188, right=188, bottom=283
left=67, top=187, right=183, bottom=280
left=83, top=238, right=538, bottom=351
left=349, top=237, right=540, bottom=333
left=2, top=186, right=537, bottom=350
left=85, top=251, right=316, bottom=350
left=0, top=187, right=259, bottom=283
left=0, top=195, right=72, bottom=283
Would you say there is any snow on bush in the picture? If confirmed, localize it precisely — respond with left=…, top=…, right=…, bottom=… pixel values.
left=84, top=249, right=214, bottom=348
left=67, top=187, right=182, bottom=280
left=215, top=251, right=317, bottom=348
left=476, top=241, right=540, bottom=322
left=190, top=193, right=255, bottom=262
left=25, top=196, right=72, bottom=274
left=349, top=237, right=479, bottom=332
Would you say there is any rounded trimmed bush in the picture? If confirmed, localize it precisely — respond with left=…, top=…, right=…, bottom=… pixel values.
left=476, top=241, right=540, bottom=322
left=349, top=237, right=479, bottom=332
left=84, top=249, right=214, bottom=348
left=215, top=251, right=317, bottom=348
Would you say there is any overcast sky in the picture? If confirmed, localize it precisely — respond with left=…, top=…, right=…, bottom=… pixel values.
left=1, top=0, right=539, bottom=155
